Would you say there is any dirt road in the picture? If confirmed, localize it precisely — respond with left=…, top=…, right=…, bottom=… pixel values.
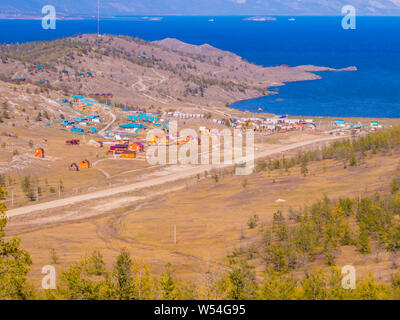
left=6, top=135, right=343, bottom=218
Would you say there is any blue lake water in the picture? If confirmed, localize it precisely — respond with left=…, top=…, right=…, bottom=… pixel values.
left=0, top=16, right=399, bottom=117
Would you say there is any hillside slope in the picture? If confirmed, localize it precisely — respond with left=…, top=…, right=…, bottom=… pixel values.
left=0, top=34, right=350, bottom=112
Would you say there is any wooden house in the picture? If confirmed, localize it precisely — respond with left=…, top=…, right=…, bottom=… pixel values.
left=80, top=160, right=90, bottom=169
left=66, top=139, right=80, bottom=145
left=121, top=151, right=136, bottom=158
left=34, top=148, right=45, bottom=158
left=128, top=143, right=144, bottom=153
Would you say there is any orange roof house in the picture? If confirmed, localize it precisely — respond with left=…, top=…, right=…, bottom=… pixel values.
left=121, top=151, right=136, bottom=158
left=80, top=159, right=90, bottom=169
left=128, top=143, right=144, bottom=153
left=34, top=148, right=44, bottom=158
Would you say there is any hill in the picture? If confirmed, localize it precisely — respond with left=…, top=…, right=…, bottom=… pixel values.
left=0, top=33, right=354, bottom=114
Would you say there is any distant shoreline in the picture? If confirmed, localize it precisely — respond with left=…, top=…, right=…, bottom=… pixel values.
left=1, top=15, right=400, bottom=20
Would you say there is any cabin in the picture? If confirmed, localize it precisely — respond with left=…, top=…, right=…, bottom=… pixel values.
left=80, top=160, right=90, bottom=169
left=121, top=151, right=136, bottom=158
left=148, top=135, right=159, bottom=145
left=370, top=121, right=379, bottom=127
left=108, top=144, right=129, bottom=155
left=69, top=163, right=79, bottom=171
left=32, top=65, right=43, bottom=72
left=128, top=143, right=144, bottom=153
left=12, top=78, right=25, bottom=83
left=333, top=119, right=346, bottom=127
left=34, top=148, right=45, bottom=158
left=66, top=139, right=80, bottom=145
left=159, top=136, right=170, bottom=146
left=177, top=137, right=188, bottom=146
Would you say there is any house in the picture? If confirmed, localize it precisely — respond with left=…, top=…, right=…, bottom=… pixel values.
left=32, top=65, right=43, bottom=72
left=121, top=151, right=136, bottom=158
left=119, top=123, right=147, bottom=129
left=60, top=121, right=75, bottom=126
left=333, top=119, right=346, bottom=127
left=108, top=144, right=129, bottom=155
left=34, top=148, right=45, bottom=158
left=11, top=78, right=25, bottom=83
left=66, top=139, right=80, bottom=145
left=80, top=160, right=90, bottom=169
left=128, top=143, right=144, bottom=153
left=71, top=128, right=84, bottom=134
left=370, top=121, right=379, bottom=127
left=69, top=163, right=79, bottom=171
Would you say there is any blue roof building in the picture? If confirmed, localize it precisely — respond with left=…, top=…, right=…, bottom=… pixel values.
left=71, top=128, right=84, bottom=133
left=119, top=123, right=147, bottom=129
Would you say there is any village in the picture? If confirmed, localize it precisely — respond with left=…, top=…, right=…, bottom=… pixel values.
left=6, top=63, right=390, bottom=178
left=22, top=77, right=388, bottom=174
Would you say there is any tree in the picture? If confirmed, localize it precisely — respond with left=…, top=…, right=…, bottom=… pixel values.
left=225, top=257, right=257, bottom=300
left=261, top=272, right=298, bottom=300
left=58, top=255, right=111, bottom=300
left=159, top=263, right=180, bottom=300
left=301, top=269, right=329, bottom=300
left=0, top=185, right=34, bottom=299
left=131, top=258, right=154, bottom=300
left=112, top=248, right=134, bottom=300
left=300, top=158, right=309, bottom=177
left=247, top=214, right=259, bottom=229
left=49, top=248, right=59, bottom=264
left=272, top=210, right=288, bottom=241
left=21, top=176, right=35, bottom=201
left=349, top=153, right=357, bottom=167
left=358, top=224, right=371, bottom=254
left=88, top=250, right=106, bottom=276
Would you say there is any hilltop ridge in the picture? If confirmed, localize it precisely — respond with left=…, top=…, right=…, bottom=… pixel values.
left=0, top=33, right=356, bottom=116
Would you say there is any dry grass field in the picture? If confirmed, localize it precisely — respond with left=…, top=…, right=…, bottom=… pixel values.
left=6, top=141, right=400, bottom=288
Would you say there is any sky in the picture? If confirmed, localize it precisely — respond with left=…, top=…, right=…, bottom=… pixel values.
left=1, top=0, right=400, bottom=17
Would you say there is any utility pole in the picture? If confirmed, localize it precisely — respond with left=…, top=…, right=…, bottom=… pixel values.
left=58, top=181, right=61, bottom=198
left=11, top=190, right=14, bottom=207
left=97, top=0, right=100, bottom=37
left=36, top=186, right=39, bottom=202
left=174, top=224, right=177, bottom=244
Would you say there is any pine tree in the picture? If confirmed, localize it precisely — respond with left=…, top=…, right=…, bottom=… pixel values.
left=112, top=248, right=134, bottom=300
left=159, top=263, right=179, bottom=300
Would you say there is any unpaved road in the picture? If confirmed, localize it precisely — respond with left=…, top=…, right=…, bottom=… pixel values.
left=98, top=109, right=116, bottom=136
left=6, top=135, right=344, bottom=218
